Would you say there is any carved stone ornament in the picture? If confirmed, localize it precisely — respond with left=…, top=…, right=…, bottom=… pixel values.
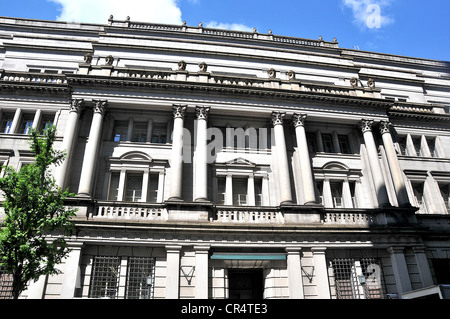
left=359, top=119, right=374, bottom=133
left=271, top=112, right=286, bottom=126
left=268, top=68, right=277, bottom=79
left=69, top=98, right=85, bottom=113
left=84, top=53, right=93, bottom=64
left=379, top=120, right=392, bottom=135
left=178, top=60, right=187, bottom=71
left=195, top=106, right=210, bottom=120
left=287, top=70, right=296, bottom=80
left=173, top=104, right=187, bottom=119
left=198, top=62, right=208, bottom=72
left=93, top=100, right=108, bottom=115
left=367, top=78, right=376, bottom=89
left=105, top=55, right=114, bottom=66
left=350, top=77, right=358, bottom=88
left=292, top=113, right=307, bottom=128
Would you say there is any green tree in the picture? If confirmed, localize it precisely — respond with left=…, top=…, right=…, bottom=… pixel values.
left=0, top=126, right=76, bottom=299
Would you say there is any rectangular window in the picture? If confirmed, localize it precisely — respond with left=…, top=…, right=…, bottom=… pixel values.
left=330, top=258, right=386, bottom=299
left=108, top=172, right=120, bottom=201
left=151, top=123, right=167, bottom=144
left=113, top=121, right=128, bottom=142
left=306, top=133, right=317, bottom=154
left=322, top=134, right=335, bottom=153
left=19, top=113, right=34, bottom=135
left=338, top=135, right=351, bottom=154
left=0, top=266, right=13, bottom=299
left=125, top=257, right=155, bottom=299
left=426, top=137, right=436, bottom=157
left=316, top=181, right=324, bottom=205
left=349, top=181, right=357, bottom=208
left=233, top=178, right=248, bottom=206
left=39, top=114, right=54, bottom=133
left=439, top=183, right=450, bottom=212
left=0, top=113, right=14, bottom=134
left=396, top=136, right=407, bottom=155
left=125, top=173, right=143, bottom=202
left=412, top=137, right=421, bottom=156
left=255, top=178, right=263, bottom=206
left=217, top=177, right=226, bottom=205
left=148, top=173, right=159, bottom=203
left=412, top=182, right=425, bottom=211
left=330, top=181, right=343, bottom=208
left=131, top=122, right=148, bottom=143
left=89, top=256, right=121, bottom=299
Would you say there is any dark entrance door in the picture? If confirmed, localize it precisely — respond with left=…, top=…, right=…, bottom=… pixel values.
left=228, top=269, right=264, bottom=299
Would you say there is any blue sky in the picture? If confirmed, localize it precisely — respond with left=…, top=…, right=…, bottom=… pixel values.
left=1, top=0, right=449, bottom=62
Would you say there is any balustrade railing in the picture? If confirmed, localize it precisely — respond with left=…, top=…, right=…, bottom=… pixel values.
left=92, top=203, right=168, bottom=221
left=215, top=207, right=285, bottom=224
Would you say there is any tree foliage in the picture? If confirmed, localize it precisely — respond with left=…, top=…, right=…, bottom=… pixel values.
left=0, top=126, right=76, bottom=299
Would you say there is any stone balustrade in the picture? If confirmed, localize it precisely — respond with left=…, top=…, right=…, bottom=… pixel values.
left=92, top=203, right=168, bottom=221
left=215, top=207, right=285, bottom=224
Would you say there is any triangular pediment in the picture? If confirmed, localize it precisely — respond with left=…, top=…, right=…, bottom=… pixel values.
left=224, top=157, right=256, bottom=167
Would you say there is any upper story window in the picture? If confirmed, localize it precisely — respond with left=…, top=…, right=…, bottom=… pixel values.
left=111, top=118, right=168, bottom=144
left=306, top=129, right=355, bottom=155
left=18, top=113, right=34, bottom=135
left=0, top=113, right=14, bottom=134
left=105, top=152, right=167, bottom=204
left=214, top=158, right=269, bottom=207
left=438, top=183, right=449, bottom=213
left=396, top=134, right=446, bottom=158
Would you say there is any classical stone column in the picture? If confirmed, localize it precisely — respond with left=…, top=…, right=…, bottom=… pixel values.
left=379, top=121, right=410, bottom=207
left=78, top=100, right=108, bottom=197
left=194, top=106, right=210, bottom=202
left=194, top=246, right=210, bottom=299
left=271, top=112, right=293, bottom=204
left=168, top=105, right=187, bottom=200
left=413, top=246, right=434, bottom=288
left=60, top=242, right=83, bottom=299
left=312, top=247, right=331, bottom=299
left=9, top=108, right=21, bottom=134
left=293, top=113, right=316, bottom=204
left=359, top=119, right=390, bottom=207
left=388, top=247, right=412, bottom=297
left=56, top=98, right=84, bottom=189
left=165, top=245, right=182, bottom=299
left=286, top=247, right=304, bottom=299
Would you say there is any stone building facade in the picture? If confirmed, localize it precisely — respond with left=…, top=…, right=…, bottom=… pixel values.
left=0, top=16, right=449, bottom=299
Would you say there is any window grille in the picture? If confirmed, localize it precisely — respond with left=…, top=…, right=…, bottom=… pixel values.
left=126, top=257, right=155, bottom=299
left=89, top=256, right=121, bottom=299
left=331, top=258, right=386, bottom=299
left=360, top=258, right=387, bottom=299
left=0, top=266, right=13, bottom=299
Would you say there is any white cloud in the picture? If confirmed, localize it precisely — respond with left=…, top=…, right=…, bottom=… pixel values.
left=342, top=0, right=395, bottom=29
left=48, top=0, right=183, bottom=25
left=205, top=21, right=253, bottom=32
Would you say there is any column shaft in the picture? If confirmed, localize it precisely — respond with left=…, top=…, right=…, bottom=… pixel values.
left=388, top=247, right=412, bottom=296
left=194, top=106, right=209, bottom=201
left=286, top=247, right=304, bottom=299
left=195, top=246, right=210, bottom=299
left=380, top=121, right=410, bottom=206
left=78, top=100, right=107, bottom=196
left=293, top=114, right=316, bottom=204
left=56, top=99, right=84, bottom=189
left=272, top=112, right=293, bottom=204
left=168, top=105, right=186, bottom=200
left=312, top=247, right=331, bottom=299
left=360, top=119, right=390, bottom=207
left=60, top=243, right=83, bottom=299
left=166, top=245, right=181, bottom=299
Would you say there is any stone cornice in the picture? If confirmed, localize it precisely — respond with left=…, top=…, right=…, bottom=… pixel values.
left=66, top=72, right=393, bottom=110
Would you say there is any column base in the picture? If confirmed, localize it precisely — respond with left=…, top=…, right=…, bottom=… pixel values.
left=168, top=196, right=183, bottom=202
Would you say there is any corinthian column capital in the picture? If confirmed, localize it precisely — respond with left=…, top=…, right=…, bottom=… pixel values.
left=379, top=120, right=393, bottom=135
left=173, top=104, right=187, bottom=119
left=271, top=111, right=286, bottom=126
left=359, top=119, right=374, bottom=133
left=195, top=106, right=210, bottom=121
left=92, top=100, right=108, bottom=115
left=69, top=98, right=85, bottom=114
left=292, top=113, right=307, bottom=128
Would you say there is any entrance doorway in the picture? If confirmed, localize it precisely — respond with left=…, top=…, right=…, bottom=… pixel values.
left=228, top=269, right=264, bottom=299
